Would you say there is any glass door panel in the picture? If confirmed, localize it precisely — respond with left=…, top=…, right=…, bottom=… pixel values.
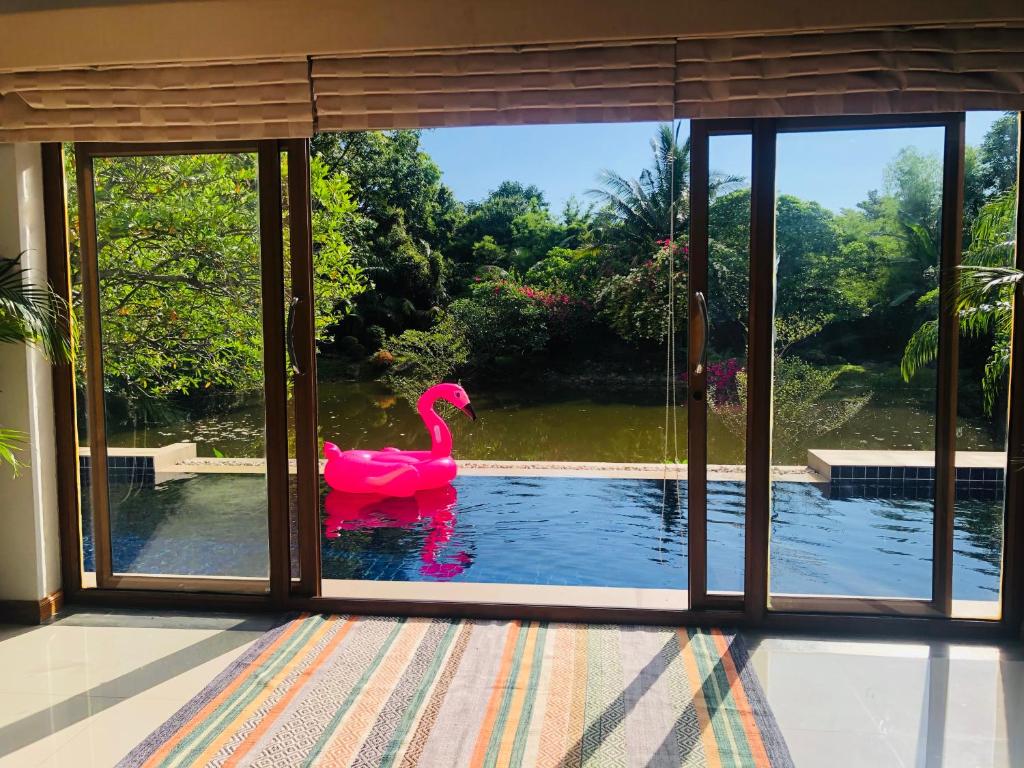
left=309, top=123, right=690, bottom=610
left=705, top=132, right=752, bottom=594
left=78, top=146, right=276, bottom=590
left=952, top=112, right=1020, bottom=619
left=767, top=124, right=947, bottom=603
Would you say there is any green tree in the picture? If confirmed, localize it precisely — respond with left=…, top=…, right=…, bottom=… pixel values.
left=594, top=243, right=687, bottom=344
left=589, top=123, right=740, bottom=259
left=312, top=131, right=462, bottom=337
left=708, top=190, right=862, bottom=342
left=710, top=321, right=870, bottom=460
left=450, top=181, right=564, bottom=273
left=381, top=313, right=469, bottom=405
left=977, top=113, right=1020, bottom=199
left=901, top=189, right=1019, bottom=413
left=448, top=279, right=550, bottom=367
left=69, top=151, right=364, bottom=411
left=588, top=124, right=690, bottom=257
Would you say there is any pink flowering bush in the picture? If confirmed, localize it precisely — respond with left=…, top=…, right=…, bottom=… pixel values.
left=679, top=357, right=742, bottom=405
left=483, top=278, right=589, bottom=342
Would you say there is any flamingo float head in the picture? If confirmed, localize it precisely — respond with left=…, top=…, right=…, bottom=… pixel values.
left=419, top=382, right=476, bottom=421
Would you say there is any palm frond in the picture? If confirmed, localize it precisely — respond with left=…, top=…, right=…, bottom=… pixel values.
left=957, top=265, right=1022, bottom=313
left=981, top=338, right=1012, bottom=414
left=0, top=256, right=71, bottom=361
left=900, top=318, right=939, bottom=382
left=0, top=428, right=27, bottom=476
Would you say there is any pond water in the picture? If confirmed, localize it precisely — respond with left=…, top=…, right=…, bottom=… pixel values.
left=83, top=474, right=1002, bottom=602
left=104, top=379, right=1004, bottom=465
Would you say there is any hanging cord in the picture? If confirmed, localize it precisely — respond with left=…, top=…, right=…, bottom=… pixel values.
left=664, top=148, right=680, bottom=464
left=661, top=135, right=683, bottom=549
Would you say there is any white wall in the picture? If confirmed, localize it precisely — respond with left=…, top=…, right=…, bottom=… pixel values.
left=0, top=143, right=62, bottom=602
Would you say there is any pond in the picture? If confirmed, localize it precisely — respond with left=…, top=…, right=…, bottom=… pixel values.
left=104, top=378, right=1005, bottom=466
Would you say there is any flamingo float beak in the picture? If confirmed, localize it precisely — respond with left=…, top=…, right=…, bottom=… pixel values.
left=463, top=403, right=477, bottom=421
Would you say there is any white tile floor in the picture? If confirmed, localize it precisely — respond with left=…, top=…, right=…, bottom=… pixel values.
left=0, top=611, right=1020, bottom=767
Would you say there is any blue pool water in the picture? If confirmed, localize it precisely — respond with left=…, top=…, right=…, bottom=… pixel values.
left=84, top=474, right=1003, bottom=600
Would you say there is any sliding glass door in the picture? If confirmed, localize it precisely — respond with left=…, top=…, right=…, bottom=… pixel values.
left=690, top=113, right=1018, bottom=621
left=52, top=113, right=1019, bottom=628
left=72, top=142, right=289, bottom=592
left=766, top=118, right=956, bottom=614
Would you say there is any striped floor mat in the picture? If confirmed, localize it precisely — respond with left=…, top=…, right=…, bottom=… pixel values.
left=119, top=615, right=793, bottom=767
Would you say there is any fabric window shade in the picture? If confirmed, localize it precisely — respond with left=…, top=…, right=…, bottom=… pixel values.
left=3, top=25, right=1024, bottom=141
left=312, top=43, right=677, bottom=130
left=673, top=26, right=1024, bottom=118
left=0, top=59, right=313, bottom=142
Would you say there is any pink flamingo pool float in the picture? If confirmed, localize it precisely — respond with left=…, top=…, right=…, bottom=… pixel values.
left=323, top=383, right=476, bottom=497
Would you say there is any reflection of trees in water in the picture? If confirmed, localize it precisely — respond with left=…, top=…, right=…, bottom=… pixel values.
left=954, top=498, right=1004, bottom=570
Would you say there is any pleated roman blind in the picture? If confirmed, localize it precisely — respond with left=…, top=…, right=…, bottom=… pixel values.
left=2, top=26, right=1024, bottom=142
left=313, top=27, right=1024, bottom=131
left=0, top=59, right=314, bottom=143
left=674, top=26, right=1024, bottom=118
left=311, top=42, right=677, bottom=130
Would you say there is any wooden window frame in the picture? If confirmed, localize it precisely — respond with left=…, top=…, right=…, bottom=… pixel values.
left=55, top=139, right=291, bottom=598
left=42, top=111, right=1024, bottom=640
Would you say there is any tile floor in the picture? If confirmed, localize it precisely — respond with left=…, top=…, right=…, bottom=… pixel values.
left=0, top=610, right=1020, bottom=766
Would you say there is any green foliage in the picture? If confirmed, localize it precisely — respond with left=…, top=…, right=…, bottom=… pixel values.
left=709, top=190, right=867, bottom=338
left=0, top=255, right=72, bottom=474
left=312, top=131, right=460, bottom=335
left=0, top=256, right=69, bottom=361
left=711, top=358, right=870, bottom=457
left=594, top=246, right=686, bottom=344
left=380, top=313, right=469, bottom=405
left=884, top=147, right=942, bottom=231
left=309, top=156, right=370, bottom=334
left=901, top=188, right=1019, bottom=413
left=448, top=280, right=550, bottom=365
left=0, top=428, right=27, bottom=476
left=447, top=181, right=573, bottom=277
left=470, top=235, right=510, bottom=271
left=87, top=153, right=265, bottom=402
left=770, top=358, right=871, bottom=456
left=74, top=151, right=364, bottom=409
left=525, top=246, right=603, bottom=298
left=978, top=113, right=1020, bottom=198
left=588, top=124, right=691, bottom=255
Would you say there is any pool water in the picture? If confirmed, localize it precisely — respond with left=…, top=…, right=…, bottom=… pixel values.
left=84, top=474, right=1003, bottom=601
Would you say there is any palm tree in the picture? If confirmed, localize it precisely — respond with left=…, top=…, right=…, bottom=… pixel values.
left=0, top=256, right=70, bottom=473
left=901, top=189, right=1019, bottom=413
left=588, top=123, right=740, bottom=257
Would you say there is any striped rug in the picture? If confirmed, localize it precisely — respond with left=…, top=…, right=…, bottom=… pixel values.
left=119, top=615, right=793, bottom=768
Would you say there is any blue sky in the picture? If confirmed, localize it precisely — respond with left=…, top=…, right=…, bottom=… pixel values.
left=419, top=112, right=1004, bottom=215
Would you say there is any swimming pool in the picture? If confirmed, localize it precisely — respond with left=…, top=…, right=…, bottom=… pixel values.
left=83, top=473, right=1003, bottom=601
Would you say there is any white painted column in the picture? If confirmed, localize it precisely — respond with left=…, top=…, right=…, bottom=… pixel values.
left=0, top=143, right=62, bottom=603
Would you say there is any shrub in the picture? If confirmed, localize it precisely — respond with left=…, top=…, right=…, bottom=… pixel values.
left=449, top=280, right=549, bottom=365
left=681, top=358, right=742, bottom=406
left=365, top=324, right=387, bottom=351
left=709, top=357, right=870, bottom=459
left=381, top=314, right=469, bottom=404
left=594, top=241, right=687, bottom=344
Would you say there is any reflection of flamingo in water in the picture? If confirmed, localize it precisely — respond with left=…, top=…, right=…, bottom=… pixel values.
left=323, top=484, right=471, bottom=579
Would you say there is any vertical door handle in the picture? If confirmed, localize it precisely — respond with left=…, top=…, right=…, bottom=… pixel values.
left=695, top=290, right=709, bottom=376
left=286, top=295, right=303, bottom=376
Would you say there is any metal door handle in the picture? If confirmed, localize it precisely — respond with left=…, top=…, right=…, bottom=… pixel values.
left=695, top=291, right=709, bottom=376
left=286, top=295, right=303, bottom=376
